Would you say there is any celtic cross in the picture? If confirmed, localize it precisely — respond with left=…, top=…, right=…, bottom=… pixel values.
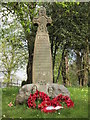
left=33, top=6, right=52, bottom=33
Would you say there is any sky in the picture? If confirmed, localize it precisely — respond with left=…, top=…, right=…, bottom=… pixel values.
left=15, top=69, right=27, bottom=83
left=0, top=68, right=27, bottom=84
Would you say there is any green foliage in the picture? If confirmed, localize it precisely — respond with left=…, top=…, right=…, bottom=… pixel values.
left=4, top=3, right=37, bottom=34
left=43, top=2, right=89, bottom=83
left=46, top=2, right=88, bottom=50
left=54, top=49, right=63, bottom=83
left=0, top=12, right=28, bottom=83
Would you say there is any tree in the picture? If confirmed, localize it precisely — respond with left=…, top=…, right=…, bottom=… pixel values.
left=1, top=2, right=37, bottom=84
left=43, top=2, right=89, bottom=86
left=0, top=13, right=28, bottom=86
left=0, top=2, right=89, bottom=86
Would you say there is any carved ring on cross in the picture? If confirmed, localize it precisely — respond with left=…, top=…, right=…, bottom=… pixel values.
left=33, top=6, right=52, bottom=33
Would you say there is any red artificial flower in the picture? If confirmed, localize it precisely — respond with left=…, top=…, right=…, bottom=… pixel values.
left=56, top=94, right=62, bottom=100
left=65, top=98, right=74, bottom=107
left=27, top=90, right=74, bottom=113
left=8, top=102, right=13, bottom=107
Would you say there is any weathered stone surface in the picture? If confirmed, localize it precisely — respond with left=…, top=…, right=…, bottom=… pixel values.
left=46, top=84, right=70, bottom=98
left=15, top=83, right=70, bottom=105
left=32, top=7, right=53, bottom=84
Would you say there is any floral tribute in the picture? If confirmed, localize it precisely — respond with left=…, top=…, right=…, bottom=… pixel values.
left=27, top=90, right=74, bottom=113
left=8, top=102, right=13, bottom=107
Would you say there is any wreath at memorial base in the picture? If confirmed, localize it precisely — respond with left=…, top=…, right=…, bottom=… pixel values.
left=27, top=90, right=74, bottom=113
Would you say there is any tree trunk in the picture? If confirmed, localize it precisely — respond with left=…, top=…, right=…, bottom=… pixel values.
left=62, top=63, right=66, bottom=86
left=76, top=51, right=82, bottom=87
left=26, top=55, right=33, bottom=84
left=65, top=52, right=69, bottom=86
left=56, top=46, right=65, bottom=83
left=83, top=52, right=88, bottom=86
left=53, top=37, right=58, bottom=83
left=80, top=39, right=89, bottom=86
left=83, top=39, right=89, bottom=86
left=80, top=78, right=82, bottom=87
left=61, top=50, right=67, bottom=86
left=26, top=34, right=35, bottom=84
left=7, top=70, right=11, bottom=87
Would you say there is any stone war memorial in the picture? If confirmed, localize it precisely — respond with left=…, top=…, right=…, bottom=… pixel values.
left=15, top=6, right=70, bottom=105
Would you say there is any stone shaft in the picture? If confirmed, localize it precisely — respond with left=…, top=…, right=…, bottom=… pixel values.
left=32, top=7, right=53, bottom=84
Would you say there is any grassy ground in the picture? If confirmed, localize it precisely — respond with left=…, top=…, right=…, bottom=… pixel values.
left=2, top=86, right=88, bottom=119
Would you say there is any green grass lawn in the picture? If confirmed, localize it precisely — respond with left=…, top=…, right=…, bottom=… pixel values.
left=2, top=86, right=88, bottom=119
left=0, top=88, right=2, bottom=120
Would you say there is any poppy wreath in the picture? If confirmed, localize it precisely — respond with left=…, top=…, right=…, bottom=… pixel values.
left=27, top=90, right=74, bottom=113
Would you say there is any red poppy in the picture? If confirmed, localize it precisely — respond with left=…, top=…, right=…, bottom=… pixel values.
left=27, top=90, right=74, bottom=113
